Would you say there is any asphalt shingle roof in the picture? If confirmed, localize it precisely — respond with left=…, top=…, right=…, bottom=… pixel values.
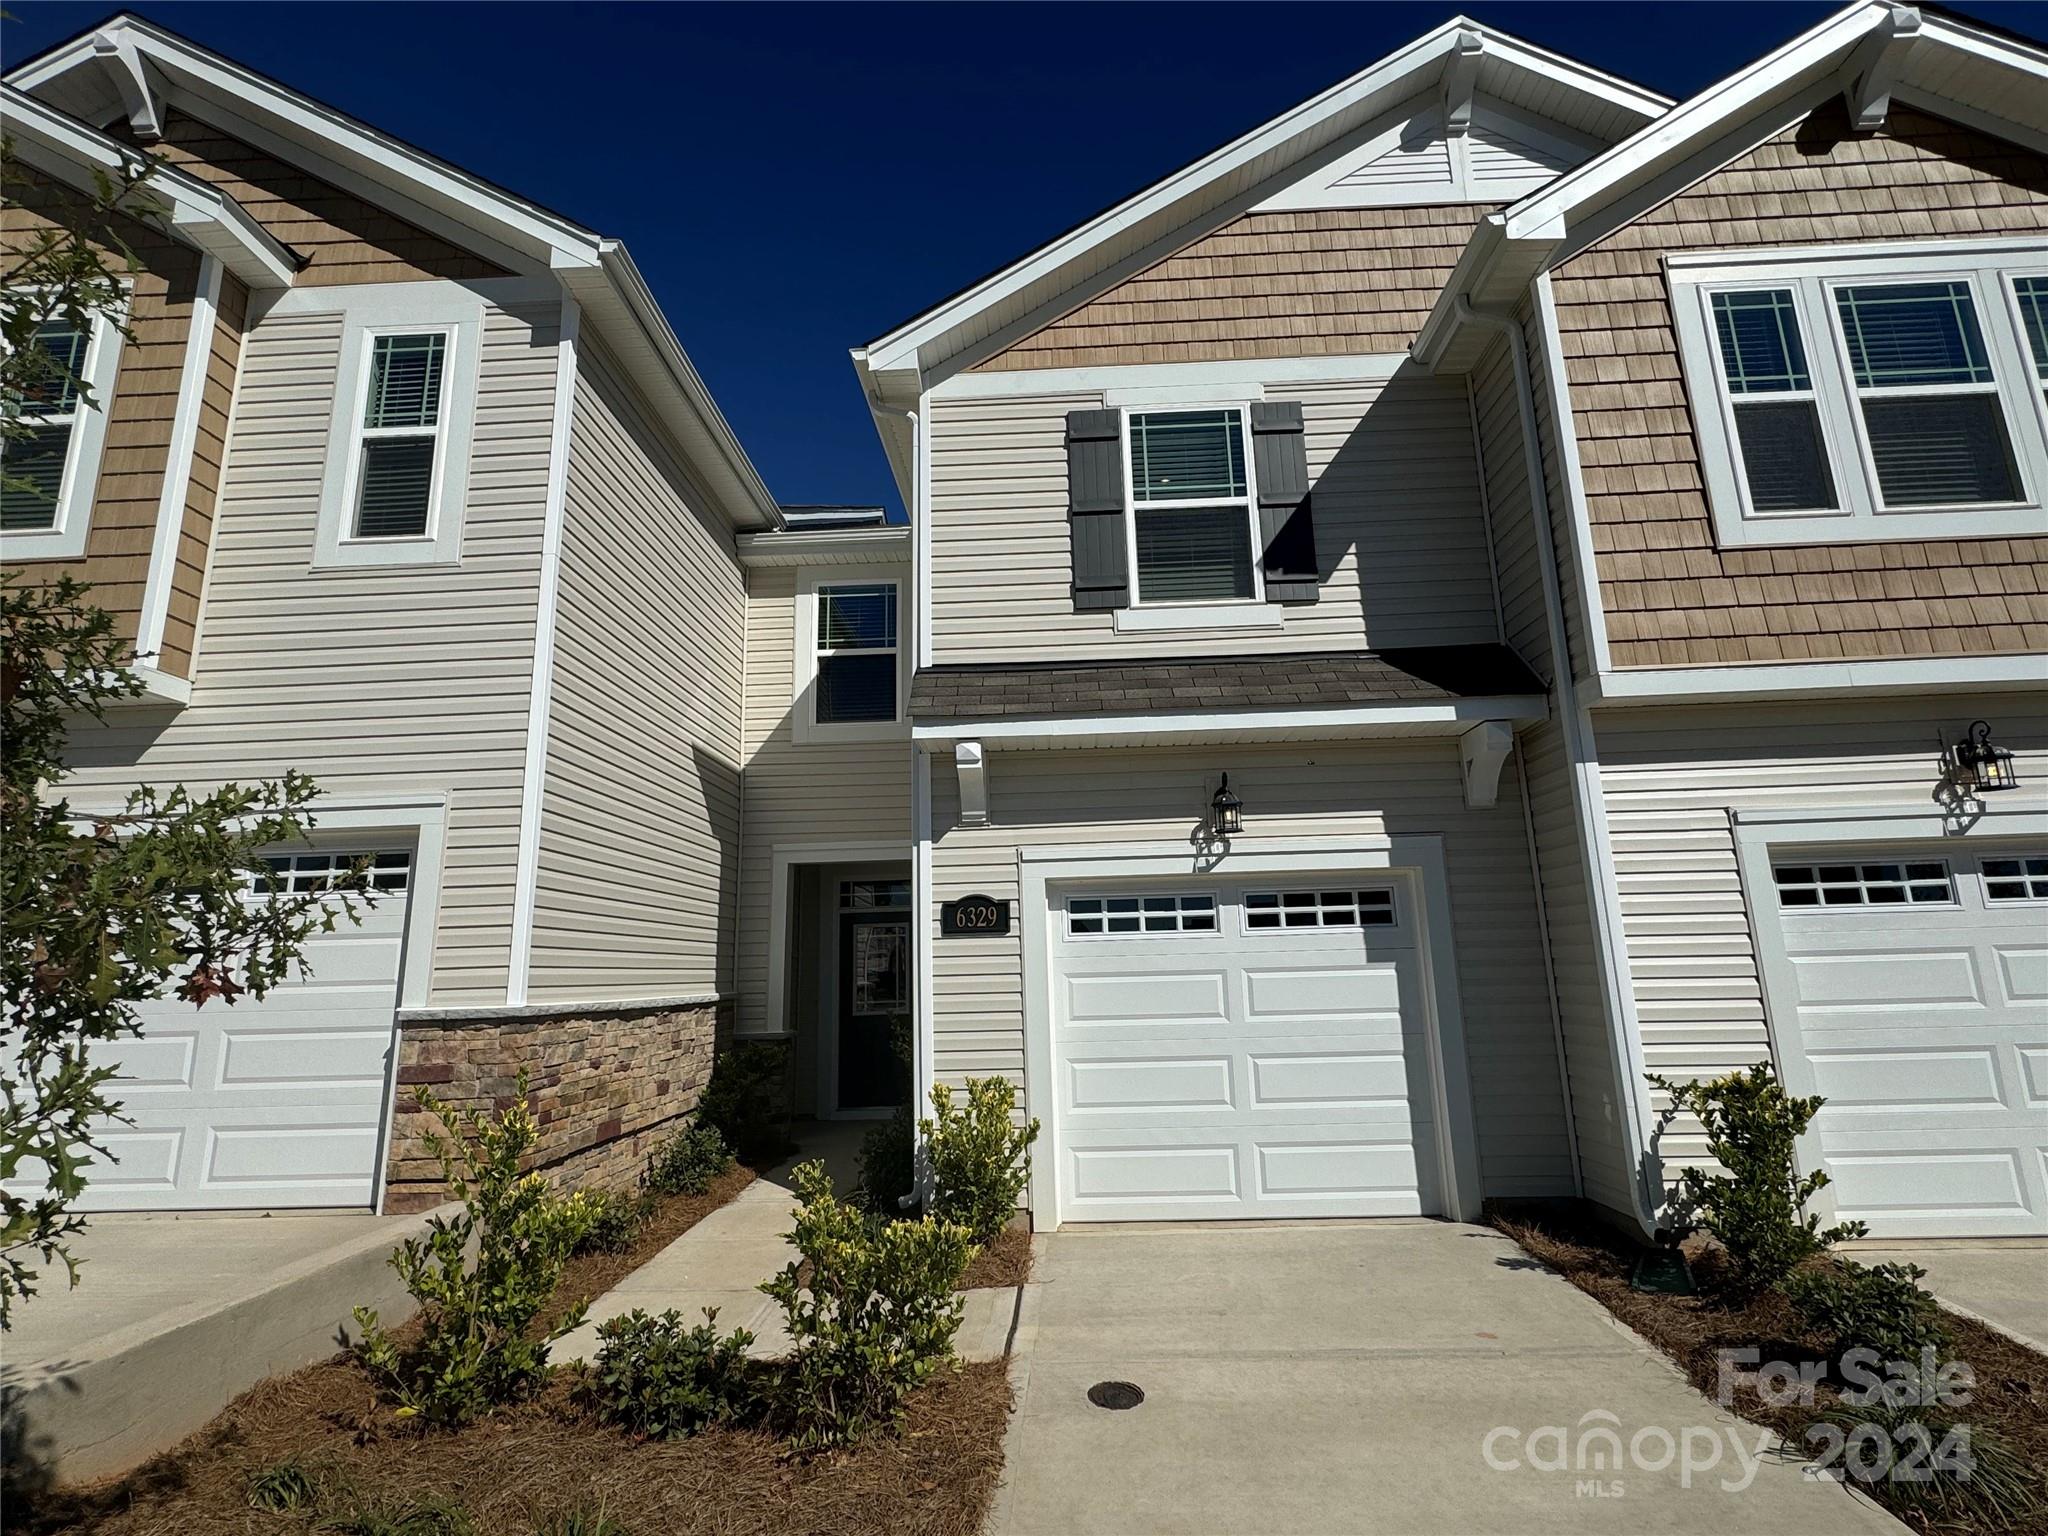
left=908, top=645, right=1544, bottom=721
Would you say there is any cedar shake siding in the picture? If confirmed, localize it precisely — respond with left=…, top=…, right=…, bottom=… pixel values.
left=974, top=205, right=1495, bottom=372
left=1550, top=103, right=2048, bottom=669
left=146, top=110, right=507, bottom=286
left=1, top=166, right=204, bottom=669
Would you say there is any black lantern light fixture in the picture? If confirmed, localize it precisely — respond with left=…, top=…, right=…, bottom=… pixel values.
left=1941, top=720, right=2021, bottom=795
left=1210, top=773, right=1244, bottom=836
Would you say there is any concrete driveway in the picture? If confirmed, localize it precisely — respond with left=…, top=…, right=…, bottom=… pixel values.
left=1854, top=1244, right=2048, bottom=1352
left=991, top=1222, right=1901, bottom=1536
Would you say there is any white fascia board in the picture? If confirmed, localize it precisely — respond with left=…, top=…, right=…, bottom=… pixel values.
left=860, top=19, right=1665, bottom=376
left=8, top=17, right=600, bottom=270
left=1588, top=654, right=2048, bottom=708
left=938, top=350, right=1409, bottom=400
left=1, top=85, right=298, bottom=289
left=558, top=245, right=783, bottom=532
left=911, top=695, right=1548, bottom=750
left=735, top=527, right=911, bottom=567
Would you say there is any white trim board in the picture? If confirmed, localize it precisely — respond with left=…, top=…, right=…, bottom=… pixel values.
left=911, top=695, right=1548, bottom=750
left=506, top=291, right=581, bottom=1006
left=754, top=840, right=913, bottom=1043
left=1014, top=835, right=1484, bottom=1230
left=1589, top=654, right=2048, bottom=707
left=134, top=254, right=220, bottom=671
left=935, top=351, right=1412, bottom=402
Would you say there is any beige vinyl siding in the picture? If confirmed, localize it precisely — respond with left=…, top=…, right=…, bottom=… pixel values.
left=1550, top=103, right=2048, bottom=667
left=1471, top=335, right=1548, bottom=675
left=735, top=564, right=912, bottom=1034
left=1520, top=293, right=1593, bottom=682
left=60, top=295, right=558, bottom=1006
left=160, top=271, right=250, bottom=676
left=526, top=341, right=747, bottom=1004
left=1596, top=691, right=2048, bottom=1176
left=927, top=366, right=1499, bottom=664
left=927, top=741, right=1576, bottom=1199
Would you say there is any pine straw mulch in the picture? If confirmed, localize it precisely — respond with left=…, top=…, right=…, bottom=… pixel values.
left=26, top=1354, right=1013, bottom=1536
left=956, top=1226, right=1031, bottom=1293
left=1489, top=1201, right=2048, bottom=1536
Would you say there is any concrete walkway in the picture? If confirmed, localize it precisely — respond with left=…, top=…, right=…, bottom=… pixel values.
left=990, top=1222, right=1902, bottom=1536
left=1855, top=1243, right=2048, bottom=1352
left=555, top=1124, right=1021, bottom=1366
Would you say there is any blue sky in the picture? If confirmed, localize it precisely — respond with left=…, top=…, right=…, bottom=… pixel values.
left=5, top=1, right=2043, bottom=515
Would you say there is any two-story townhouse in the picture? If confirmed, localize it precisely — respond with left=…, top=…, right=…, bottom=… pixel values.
left=850, top=4, right=2046, bottom=1239
left=2, top=16, right=808, bottom=1214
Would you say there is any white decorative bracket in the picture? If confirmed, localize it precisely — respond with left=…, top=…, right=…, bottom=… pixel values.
left=1441, top=28, right=1485, bottom=140
left=1841, top=4, right=1921, bottom=133
left=92, top=30, right=166, bottom=143
left=955, top=740, right=988, bottom=826
left=1459, top=720, right=1514, bottom=810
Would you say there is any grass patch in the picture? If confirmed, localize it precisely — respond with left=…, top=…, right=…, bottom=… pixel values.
left=1491, top=1201, right=2048, bottom=1536
left=957, top=1226, right=1031, bottom=1292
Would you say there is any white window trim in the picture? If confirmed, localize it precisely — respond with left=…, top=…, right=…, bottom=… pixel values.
left=312, top=285, right=483, bottom=570
left=1670, top=238, right=2048, bottom=549
left=792, top=567, right=907, bottom=744
left=0, top=294, right=128, bottom=561
left=1118, top=403, right=1266, bottom=612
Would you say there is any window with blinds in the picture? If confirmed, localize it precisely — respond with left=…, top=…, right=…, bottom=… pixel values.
left=352, top=331, right=448, bottom=539
left=0, top=321, right=92, bottom=532
left=1672, top=247, right=2048, bottom=548
left=814, top=582, right=898, bottom=724
left=1124, top=409, right=1258, bottom=604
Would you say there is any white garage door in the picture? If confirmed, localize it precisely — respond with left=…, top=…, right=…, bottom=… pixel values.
left=1050, top=881, right=1442, bottom=1223
left=1769, top=849, right=2048, bottom=1238
left=79, top=849, right=413, bottom=1211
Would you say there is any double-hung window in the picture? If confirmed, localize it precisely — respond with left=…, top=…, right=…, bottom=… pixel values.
left=1124, top=408, right=1261, bottom=604
left=350, top=331, right=451, bottom=540
left=1671, top=241, right=2048, bottom=547
left=0, top=308, right=124, bottom=558
left=811, top=581, right=898, bottom=727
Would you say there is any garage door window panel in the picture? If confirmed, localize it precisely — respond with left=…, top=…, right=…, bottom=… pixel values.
left=1773, top=860, right=1954, bottom=908
left=1981, top=855, right=2048, bottom=902
left=1245, top=888, right=1396, bottom=929
left=250, top=850, right=412, bottom=897
left=1068, top=893, right=1216, bottom=936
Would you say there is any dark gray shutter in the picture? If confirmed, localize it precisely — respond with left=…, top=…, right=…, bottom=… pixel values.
left=1251, top=400, right=1318, bottom=604
left=1066, top=408, right=1128, bottom=611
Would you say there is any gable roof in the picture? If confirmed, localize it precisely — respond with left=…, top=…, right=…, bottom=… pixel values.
left=852, top=16, right=1668, bottom=397
left=1, top=81, right=299, bottom=288
left=7, top=12, right=786, bottom=530
left=1413, top=0, right=2048, bottom=370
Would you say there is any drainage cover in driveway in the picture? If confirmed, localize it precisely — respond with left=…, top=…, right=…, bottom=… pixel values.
left=1087, top=1380, right=1145, bottom=1410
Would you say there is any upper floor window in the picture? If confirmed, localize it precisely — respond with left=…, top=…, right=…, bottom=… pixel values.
left=352, top=332, right=449, bottom=539
left=1124, top=408, right=1260, bottom=605
left=1670, top=240, right=2048, bottom=549
left=792, top=572, right=905, bottom=743
left=0, top=308, right=125, bottom=560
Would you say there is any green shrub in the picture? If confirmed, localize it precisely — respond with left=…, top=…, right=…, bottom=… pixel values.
left=1797, top=1397, right=2044, bottom=1530
left=247, top=1459, right=321, bottom=1512
left=558, top=1187, right=640, bottom=1256
left=696, top=1044, right=791, bottom=1165
left=587, top=1306, right=759, bottom=1441
left=759, top=1161, right=974, bottom=1451
left=1647, top=1063, right=1863, bottom=1296
left=642, top=1121, right=734, bottom=1198
left=855, top=1105, right=916, bottom=1216
left=353, top=1071, right=588, bottom=1426
left=922, top=1077, right=1039, bottom=1245
left=1784, top=1259, right=1948, bottom=1363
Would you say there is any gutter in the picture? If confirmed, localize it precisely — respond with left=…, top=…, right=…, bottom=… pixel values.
left=1451, top=295, right=1664, bottom=1241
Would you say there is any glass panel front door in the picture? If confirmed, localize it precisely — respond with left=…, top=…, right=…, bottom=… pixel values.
left=837, top=912, right=910, bottom=1110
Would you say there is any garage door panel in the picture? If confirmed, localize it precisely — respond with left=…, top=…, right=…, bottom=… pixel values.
left=1789, top=947, right=1984, bottom=1009
left=1068, top=1140, right=1241, bottom=1208
left=217, top=1026, right=395, bottom=1089
left=1804, top=1044, right=2007, bottom=1112
left=2021, top=1047, right=2048, bottom=1106
left=201, top=1118, right=387, bottom=1195
left=1066, top=1055, right=1235, bottom=1113
left=1243, top=964, right=1403, bottom=1019
left=82, top=1130, right=183, bottom=1196
left=1063, top=970, right=1230, bottom=1028
left=1255, top=1135, right=1435, bottom=1210
left=1249, top=1050, right=1416, bottom=1108
left=1994, top=946, right=2048, bottom=1004
left=1819, top=1135, right=2035, bottom=1237
left=107, top=1033, right=199, bottom=1090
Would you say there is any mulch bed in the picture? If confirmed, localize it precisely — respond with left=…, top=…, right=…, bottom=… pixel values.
left=956, top=1226, right=1031, bottom=1292
left=1491, top=1202, right=2048, bottom=1536
left=25, top=1357, right=1012, bottom=1536
left=20, top=1159, right=1013, bottom=1536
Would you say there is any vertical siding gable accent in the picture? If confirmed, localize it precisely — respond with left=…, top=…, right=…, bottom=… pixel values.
left=527, top=340, right=745, bottom=1005
left=1551, top=104, right=2048, bottom=667
left=971, top=205, right=1496, bottom=373
left=1065, top=407, right=1128, bottom=611
left=1251, top=400, right=1318, bottom=603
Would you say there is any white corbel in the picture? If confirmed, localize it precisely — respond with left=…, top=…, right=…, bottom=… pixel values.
left=1441, top=27, right=1485, bottom=139
left=1459, top=720, right=1514, bottom=810
left=955, top=740, right=988, bottom=826
left=92, top=29, right=166, bottom=143
left=1841, top=4, right=1921, bottom=133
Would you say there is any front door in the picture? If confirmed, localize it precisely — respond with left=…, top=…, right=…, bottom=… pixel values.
left=838, top=911, right=911, bottom=1110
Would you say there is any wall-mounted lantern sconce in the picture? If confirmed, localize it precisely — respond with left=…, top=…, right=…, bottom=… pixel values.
left=1210, top=773, right=1243, bottom=836
left=1940, top=720, right=2020, bottom=795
